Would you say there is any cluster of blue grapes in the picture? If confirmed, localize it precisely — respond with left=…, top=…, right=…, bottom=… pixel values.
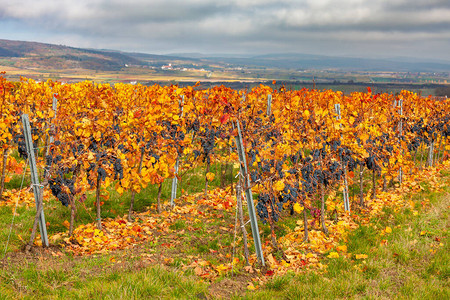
left=48, top=168, right=76, bottom=207
left=46, top=141, right=77, bottom=206
left=199, top=126, right=220, bottom=165
left=250, top=129, right=365, bottom=224
left=160, top=120, right=185, bottom=155
left=407, top=114, right=450, bottom=152
left=14, top=120, right=42, bottom=159
left=256, top=193, right=280, bottom=223
left=85, top=137, right=124, bottom=187
left=254, top=105, right=449, bottom=227
left=15, top=134, right=28, bottom=159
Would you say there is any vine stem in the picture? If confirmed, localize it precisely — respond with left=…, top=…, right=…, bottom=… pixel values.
left=320, top=182, right=329, bottom=235
left=96, top=175, right=102, bottom=230
left=157, top=182, right=162, bottom=213
left=128, top=149, right=144, bottom=221
left=0, top=148, right=8, bottom=201
left=359, top=163, right=364, bottom=207
left=303, top=199, right=309, bottom=242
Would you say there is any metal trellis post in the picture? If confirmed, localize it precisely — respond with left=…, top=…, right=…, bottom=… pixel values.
left=398, top=99, right=403, bottom=184
left=334, top=104, right=350, bottom=212
left=233, top=120, right=265, bottom=266
left=266, top=94, right=272, bottom=116
left=170, top=95, right=185, bottom=206
left=22, top=114, right=49, bottom=247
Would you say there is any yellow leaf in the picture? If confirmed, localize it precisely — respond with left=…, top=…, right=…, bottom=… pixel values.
left=293, top=202, right=304, bottom=214
left=273, top=181, right=285, bottom=192
left=355, top=254, right=368, bottom=259
left=215, top=264, right=231, bottom=274
left=360, top=133, right=369, bottom=144
left=336, top=245, right=347, bottom=252
left=94, top=229, right=103, bottom=236
left=87, top=152, right=95, bottom=161
left=198, top=260, right=210, bottom=266
left=327, top=251, right=339, bottom=258
left=116, top=185, right=124, bottom=194
left=281, top=260, right=290, bottom=267
left=303, top=110, right=310, bottom=119
left=385, top=226, right=392, bottom=234
left=206, top=172, right=215, bottom=181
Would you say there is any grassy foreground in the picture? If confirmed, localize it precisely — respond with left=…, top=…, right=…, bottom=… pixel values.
left=246, top=189, right=449, bottom=299
left=0, top=166, right=449, bottom=299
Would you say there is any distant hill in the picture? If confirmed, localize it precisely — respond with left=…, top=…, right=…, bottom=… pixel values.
left=167, top=52, right=450, bottom=72
left=0, top=39, right=448, bottom=79
left=202, top=53, right=450, bottom=73
left=0, top=39, right=154, bottom=71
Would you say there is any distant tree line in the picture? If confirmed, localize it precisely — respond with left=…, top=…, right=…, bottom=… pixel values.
left=435, top=86, right=450, bottom=97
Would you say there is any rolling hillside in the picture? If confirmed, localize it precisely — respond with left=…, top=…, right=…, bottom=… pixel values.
left=0, top=39, right=448, bottom=87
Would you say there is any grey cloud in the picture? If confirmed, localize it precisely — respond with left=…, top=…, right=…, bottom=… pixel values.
left=0, top=0, right=448, bottom=60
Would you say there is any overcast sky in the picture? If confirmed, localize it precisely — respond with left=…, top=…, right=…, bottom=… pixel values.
left=1, top=0, right=449, bottom=61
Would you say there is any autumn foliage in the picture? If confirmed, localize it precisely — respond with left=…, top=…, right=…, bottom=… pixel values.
left=0, top=76, right=449, bottom=277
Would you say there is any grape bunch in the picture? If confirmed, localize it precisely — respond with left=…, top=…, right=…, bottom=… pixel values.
left=113, top=158, right=124, bottom=180
left=48, top=167, right=76, bottom=207
left=17, top=137, right=27, bottom=159
left=199, top=126, right=220, bottom=164
left=256, top=193, right=281, bottom=223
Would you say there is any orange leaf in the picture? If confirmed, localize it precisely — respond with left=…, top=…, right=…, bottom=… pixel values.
left=62, top=220, right=70, bottom=229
